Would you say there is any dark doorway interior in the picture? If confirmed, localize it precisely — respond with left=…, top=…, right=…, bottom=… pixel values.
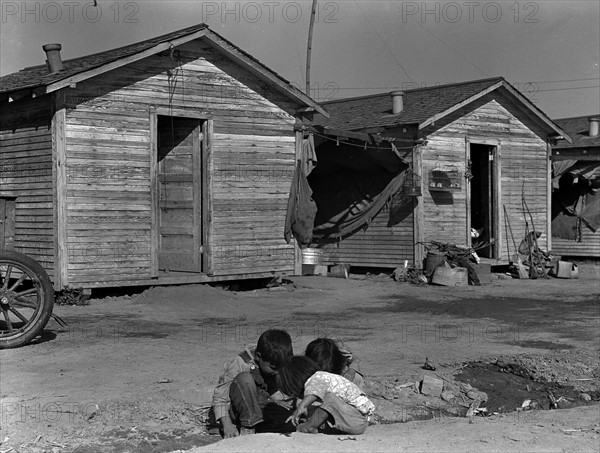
left=470, top=144, right=495, bottom=258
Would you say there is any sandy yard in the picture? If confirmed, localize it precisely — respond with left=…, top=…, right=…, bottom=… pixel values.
left=0, top=268, right=599, bottom=453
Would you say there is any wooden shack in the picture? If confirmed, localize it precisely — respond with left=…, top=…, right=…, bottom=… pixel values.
left=0, top=24, right=327, bottom=289
left=550, top=116, right=600, bottom=258
left=309, top=78, right=569, bottom=269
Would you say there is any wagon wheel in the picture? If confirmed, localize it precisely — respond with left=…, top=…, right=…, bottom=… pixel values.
left=0, top=250, right=54, bottom=349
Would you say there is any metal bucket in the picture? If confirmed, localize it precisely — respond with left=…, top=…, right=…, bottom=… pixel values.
left=424, top=253, right=445, bottom=276
left=302, top=247, right=323, bottom=265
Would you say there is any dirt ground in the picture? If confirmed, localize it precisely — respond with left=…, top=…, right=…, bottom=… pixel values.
left=1, top=267, right=599, bottom=453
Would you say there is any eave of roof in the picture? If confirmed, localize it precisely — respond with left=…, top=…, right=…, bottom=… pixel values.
left=552, top=115, right=600, bottom=150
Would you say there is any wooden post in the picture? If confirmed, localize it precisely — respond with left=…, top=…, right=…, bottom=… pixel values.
left=149, top=109, right=159, bottom=277
left=413, top=145, right=425, bottom=268
left=546, top=140, right=552, bottom=253
left=203, top=119, right=214, bottom=275
left=465, top=137, right=472, bottom=247
left=52, top=89, right=68, bottom=289
left=306, top=0, right=318, bottom=96
left=0, top=198, right=5, bottom=250
left=493, top=144, right=502, bottom=259
left=294, top=128, right=304, bottom=275
left=192, top=120, right=203, bottom=272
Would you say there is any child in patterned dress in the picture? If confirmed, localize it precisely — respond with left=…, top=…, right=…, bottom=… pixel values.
left=305, top=338, right=364, bottom=389
left=277, top=356, right=375, bottom=435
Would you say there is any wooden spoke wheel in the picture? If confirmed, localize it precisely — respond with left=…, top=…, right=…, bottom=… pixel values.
left=0, top=250, right=54, bottom=349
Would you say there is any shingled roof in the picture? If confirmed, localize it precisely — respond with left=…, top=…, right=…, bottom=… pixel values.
left=0, top=23, right=328, bottom=116
left=553, top=116, right=600, bottom=149
left=312, top=77, right=566, bottom=140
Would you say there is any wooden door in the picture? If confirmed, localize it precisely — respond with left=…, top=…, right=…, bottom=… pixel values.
left=156, top=116, right=203, bottom=273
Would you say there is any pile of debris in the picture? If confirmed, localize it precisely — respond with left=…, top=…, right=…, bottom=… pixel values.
left=507, top=230, right=554, bottom=279
left=421, top=241, right=483, bottom=286
left=392, top=262, right=428, bottom=285
left=417, top=374, right=489, bottom=418
left=369, top=368, right=491, bottom=421
left=502, top=193, right=555, bottom=279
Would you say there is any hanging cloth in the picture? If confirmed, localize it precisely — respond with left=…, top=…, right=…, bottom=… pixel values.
left=284, top=134, right=318, bottom=246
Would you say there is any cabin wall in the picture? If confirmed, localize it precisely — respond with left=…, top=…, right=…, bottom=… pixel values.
left=0, top=96, right=56, bottom=280
left=553, top=226, right=600, bottom=258
left=421, top=97, right=549, bottom=260
left=62, top=40, right=297, bottom=287
left=319, top=201, right=415, bottom=268
left=552, top=162, right=600, bottom=258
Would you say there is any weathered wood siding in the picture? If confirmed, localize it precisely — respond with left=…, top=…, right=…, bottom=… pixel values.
left=0, top=96, right=55, bottom=279
left=319, top=201, right=415, bottom=267
left=421, top=96, right=549, bottom=259
left=553, top=228, right=600, bottom=258
left=552, top=164, right=600, bottom=258
left=63, top=40, right=297, bottom=287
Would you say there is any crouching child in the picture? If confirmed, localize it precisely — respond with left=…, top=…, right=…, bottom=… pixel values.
left=211, top=329, right=295, bottom=438
left=305, top=338, right=364, bottom=389
left=277, top=356, right=375, bottom=435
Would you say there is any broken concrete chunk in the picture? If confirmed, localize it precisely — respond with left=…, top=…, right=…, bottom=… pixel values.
left=441, top=390, right=455, bottom=402
left=459, top=382, right=473, bottom=393
left=443, top=382, right=460, bottom=394
left=420, top=375, right=444, bottom=397
left=423, top=357, right=437, bottom=371
left=580, top=393, right=592, bottom=401
left=467, top=390, right=489, bottom=402
left=556, top=398, right=575, bottom=409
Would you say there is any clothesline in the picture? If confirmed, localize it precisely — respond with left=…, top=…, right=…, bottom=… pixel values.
left=306, top=130, right=416, bottom=151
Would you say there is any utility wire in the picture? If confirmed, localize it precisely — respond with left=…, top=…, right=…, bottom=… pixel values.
left=354, top=1, right=414, bottom=83
left=534, top=77, right=599, bottom=84
left=402, top=8, right=489, bottom=78
left=322, top=84, right=600, bottom=92
left=537, top=85, right=599, bottom=92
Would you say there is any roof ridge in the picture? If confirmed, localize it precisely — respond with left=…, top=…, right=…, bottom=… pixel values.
left=404, top=76, right=504, bottom=93
left=320, top=77, right=506, bottom=105
left=321, top=92, right=391, bottom=105
left=20, top=23, right=210, bottom=72
left=554, top=115, right=600, bottom=121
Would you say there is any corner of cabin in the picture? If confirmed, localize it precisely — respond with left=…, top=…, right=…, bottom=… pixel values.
left=0, top=94, right=58, bottom=285
left=56, top=39, right=300, bottom=287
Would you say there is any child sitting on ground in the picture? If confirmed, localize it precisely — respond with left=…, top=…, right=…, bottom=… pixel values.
left=305, top=338, right=364, bottom=389
left=211, top=329, right=294, bottom=438
left=277, top=356, right=375, bottom=435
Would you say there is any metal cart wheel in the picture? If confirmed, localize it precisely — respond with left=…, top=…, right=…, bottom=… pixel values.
left=0, top=250, right=54, bottom=349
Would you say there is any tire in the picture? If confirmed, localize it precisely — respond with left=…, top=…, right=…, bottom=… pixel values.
left=0, top=250, right=54, bottom=349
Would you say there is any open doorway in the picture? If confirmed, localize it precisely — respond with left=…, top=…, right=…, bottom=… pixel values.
left=469, top=143, right=497, bottom=258
left=156, top=115, right=204, bottom=273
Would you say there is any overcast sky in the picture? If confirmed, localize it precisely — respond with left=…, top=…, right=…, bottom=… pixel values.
left=1, top=0, right=598, bottom=118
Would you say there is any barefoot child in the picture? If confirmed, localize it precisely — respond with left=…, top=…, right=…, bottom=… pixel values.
left=277, top=356, right=375, bottom=435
